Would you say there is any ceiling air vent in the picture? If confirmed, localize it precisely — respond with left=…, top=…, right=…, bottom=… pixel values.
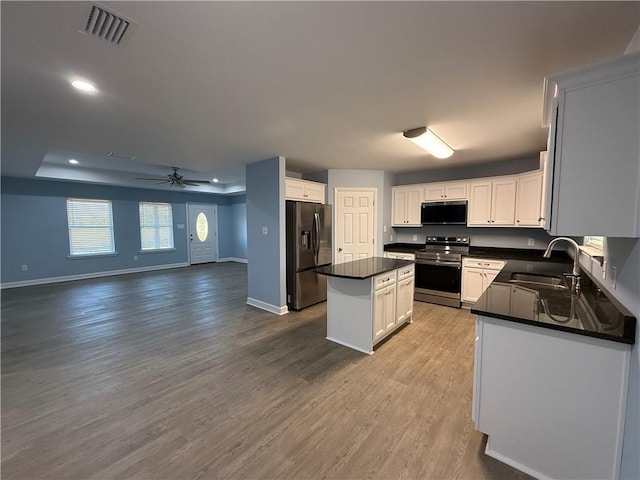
left=83, top=4, right=134, bottom=45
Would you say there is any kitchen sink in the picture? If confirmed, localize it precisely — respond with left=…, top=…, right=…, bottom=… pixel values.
left=509, top=272, right=568, bottom=289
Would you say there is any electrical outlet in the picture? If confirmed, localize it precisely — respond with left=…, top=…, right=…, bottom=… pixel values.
left=21, top=264, right=28, bottom=271
left=611, top=266, right=617, bottom=289
left=412, top=235, right=418, bottom=241
left=133, top=255, right=138, bottom=261
left=383, top=225, right=387, bottom=233
left=526, top=264, right=533, bottom=272
left=527, top=238, right=535, bottom=247
left=602, top=261, right=607, bottom=280
left=390, top=234, right=394, bottom=242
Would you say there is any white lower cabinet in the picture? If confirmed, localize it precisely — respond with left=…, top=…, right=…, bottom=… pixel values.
left=461, top=258, right=505, bottom=303
left=373, top=283, right=396, bottom=340
left=326, top=264, right=413, bottom=354
left=395, top=266, right=415, bottom=324
left=473, top=315, right=631, bottom=480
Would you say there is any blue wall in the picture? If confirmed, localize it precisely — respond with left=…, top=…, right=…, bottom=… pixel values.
left=246, top=157, right=286, bottom=311
left=231, top=195, right=248, bottom=259
left=1, top=177, right=246, bottom=284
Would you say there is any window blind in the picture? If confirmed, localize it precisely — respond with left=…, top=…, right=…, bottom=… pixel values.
left=67, top=198, right=116, bottom=256
left=583, top=236, right=604, bottom=252
left=139, top=202, right=174, bottom=250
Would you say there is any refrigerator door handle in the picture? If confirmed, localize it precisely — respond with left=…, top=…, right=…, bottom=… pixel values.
left=313, top=212, right=321, bottom=260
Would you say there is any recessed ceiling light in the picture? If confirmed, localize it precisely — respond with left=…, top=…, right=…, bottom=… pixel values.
left=212, top=178, right=219, bottom=183
left=68, top=159, right=79, bottom=165
left=71, top=79, right=97, bottom=93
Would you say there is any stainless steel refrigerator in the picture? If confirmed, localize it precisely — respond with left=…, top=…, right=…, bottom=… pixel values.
left=286, top=200, right=332, bottom=310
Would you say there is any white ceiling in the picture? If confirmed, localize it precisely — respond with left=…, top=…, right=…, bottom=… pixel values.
left=2, top=1, right=638, bottom=193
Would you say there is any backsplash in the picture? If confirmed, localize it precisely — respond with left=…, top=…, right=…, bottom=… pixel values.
left=389, top=225, right=554, bottom=250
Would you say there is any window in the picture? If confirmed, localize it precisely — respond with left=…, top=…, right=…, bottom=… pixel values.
left=139, top=202, right=174, bottom=250
left=67, top=198, right=116, bottom=256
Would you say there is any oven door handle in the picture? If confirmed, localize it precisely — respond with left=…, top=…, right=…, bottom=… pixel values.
left=416, top=260, right=461, bottom=268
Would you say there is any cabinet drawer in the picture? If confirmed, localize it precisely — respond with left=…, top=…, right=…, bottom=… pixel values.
left=463, top=258, right=505, bottom=270
left=397, top=265, right=415, bottom=280
left=373, top=271, right=397, bottom=291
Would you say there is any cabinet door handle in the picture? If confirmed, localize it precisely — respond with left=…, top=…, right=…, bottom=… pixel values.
left=487, top=220, right=491, bottom=223
left=516, top=220, right=520, bottom=223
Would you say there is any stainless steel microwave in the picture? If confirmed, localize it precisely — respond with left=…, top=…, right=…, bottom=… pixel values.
left=420, top=201, right=467, bottom=225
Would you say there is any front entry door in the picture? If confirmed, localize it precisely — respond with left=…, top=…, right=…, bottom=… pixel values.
left=187, top=203, right=218, bottom=264
left=334, top=188, right=376, bottom=264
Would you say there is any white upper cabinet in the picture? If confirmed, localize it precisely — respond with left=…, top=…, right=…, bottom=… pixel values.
left=516, top=171, right=544, bottom=227
left=285, top=178, right=326, bottom=203
left=392, top=186, right=423, bottom=226
left=543, top=52, right=640, bottom=237
left=468, top=178, right=516, bottom=226
left=423, top=182, right=467, bottom=202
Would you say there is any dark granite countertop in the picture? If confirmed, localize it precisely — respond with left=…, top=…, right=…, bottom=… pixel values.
left=383, top=243, right=423, bottom=254
left=316, top=257, right=413, bottom=280
left=471, top=258, right=636, bottom=345
left=467, top=246, right=570, bottom=262
left=384, top=244, right=571, bottom=262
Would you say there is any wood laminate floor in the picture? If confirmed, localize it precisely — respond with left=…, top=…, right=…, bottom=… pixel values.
left=1, top=263, right=532, bottom=480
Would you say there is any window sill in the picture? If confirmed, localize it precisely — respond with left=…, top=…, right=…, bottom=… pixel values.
left=67, top=252, right=119, bottom=260
left=579, top=245, right=604, bottom=265
left=139, top=248, right=177, bottom=254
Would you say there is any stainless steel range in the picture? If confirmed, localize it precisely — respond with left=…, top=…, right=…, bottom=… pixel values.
left=414, top=236, right=470, bottom=308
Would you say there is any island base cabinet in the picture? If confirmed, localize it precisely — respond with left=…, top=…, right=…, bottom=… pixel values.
left=473, top=316, right=630, bottom=480
left=326, top=277, right=376, bottom=354
left=325, top=265, right=413, bottom=355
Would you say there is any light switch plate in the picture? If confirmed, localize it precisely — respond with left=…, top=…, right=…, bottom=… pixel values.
left=527, top=238, right=535, bottom=246
left=412, top=235, right=417, bottom=241
left=262, top=226, right=268, bottom=235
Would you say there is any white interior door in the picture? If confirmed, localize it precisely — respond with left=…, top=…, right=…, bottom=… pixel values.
left=187, top=203, right=218, bottom=264
left=334, top=188, right=376, bottom=264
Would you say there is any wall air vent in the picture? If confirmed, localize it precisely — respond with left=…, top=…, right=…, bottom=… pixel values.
left=83, top=4, right=135, bottom=46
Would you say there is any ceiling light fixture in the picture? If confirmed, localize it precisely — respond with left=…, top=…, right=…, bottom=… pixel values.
left=212, top=178, right=219, bottom=183
left=71, top=79, right=97, bottom=93
left=403, top=127, right=454, bottom=159
left=68, top=159, right=79, bottom=165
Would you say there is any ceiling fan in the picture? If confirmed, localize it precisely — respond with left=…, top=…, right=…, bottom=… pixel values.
left=135, top=167, right=210, bottom=188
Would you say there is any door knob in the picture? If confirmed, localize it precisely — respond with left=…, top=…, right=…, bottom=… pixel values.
left=338, top=247, right=343, bottom=252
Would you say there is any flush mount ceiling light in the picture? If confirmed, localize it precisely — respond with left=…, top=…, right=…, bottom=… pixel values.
left=68, top=159, right=79, bottom=165
left=70, top=79, right=97, bottom=93
left=212, top=178, right=219, bottom=183
left=403, top=127, right=454, bottom=159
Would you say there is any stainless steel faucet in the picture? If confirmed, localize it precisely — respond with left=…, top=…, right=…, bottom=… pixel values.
left=543, top=237, right=581, bottom=292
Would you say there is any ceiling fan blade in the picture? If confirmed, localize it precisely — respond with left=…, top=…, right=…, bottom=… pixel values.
left=182, top=179, right=211, bottom=184
left=182, top=181, right=204, bottom=186
left=135, top=177, right=166, bottom=181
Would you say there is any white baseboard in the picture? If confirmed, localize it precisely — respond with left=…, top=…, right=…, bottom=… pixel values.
left=484, top=438, right=549, bottom=480
left=1, top=262, right=190, bottom=289
left=217, top=257, right=248, bottom=264
left=246, top=297, right=288, bottom=315
left=326, top=336, right=373, bottom=355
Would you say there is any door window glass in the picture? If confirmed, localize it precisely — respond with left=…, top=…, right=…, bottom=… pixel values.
left=196, top=212, right=208, bottom=241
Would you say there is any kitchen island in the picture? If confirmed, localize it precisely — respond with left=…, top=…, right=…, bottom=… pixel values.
left=471, top=259, right=636, bottom=480
left=316, top=257, right=414, bottom=354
